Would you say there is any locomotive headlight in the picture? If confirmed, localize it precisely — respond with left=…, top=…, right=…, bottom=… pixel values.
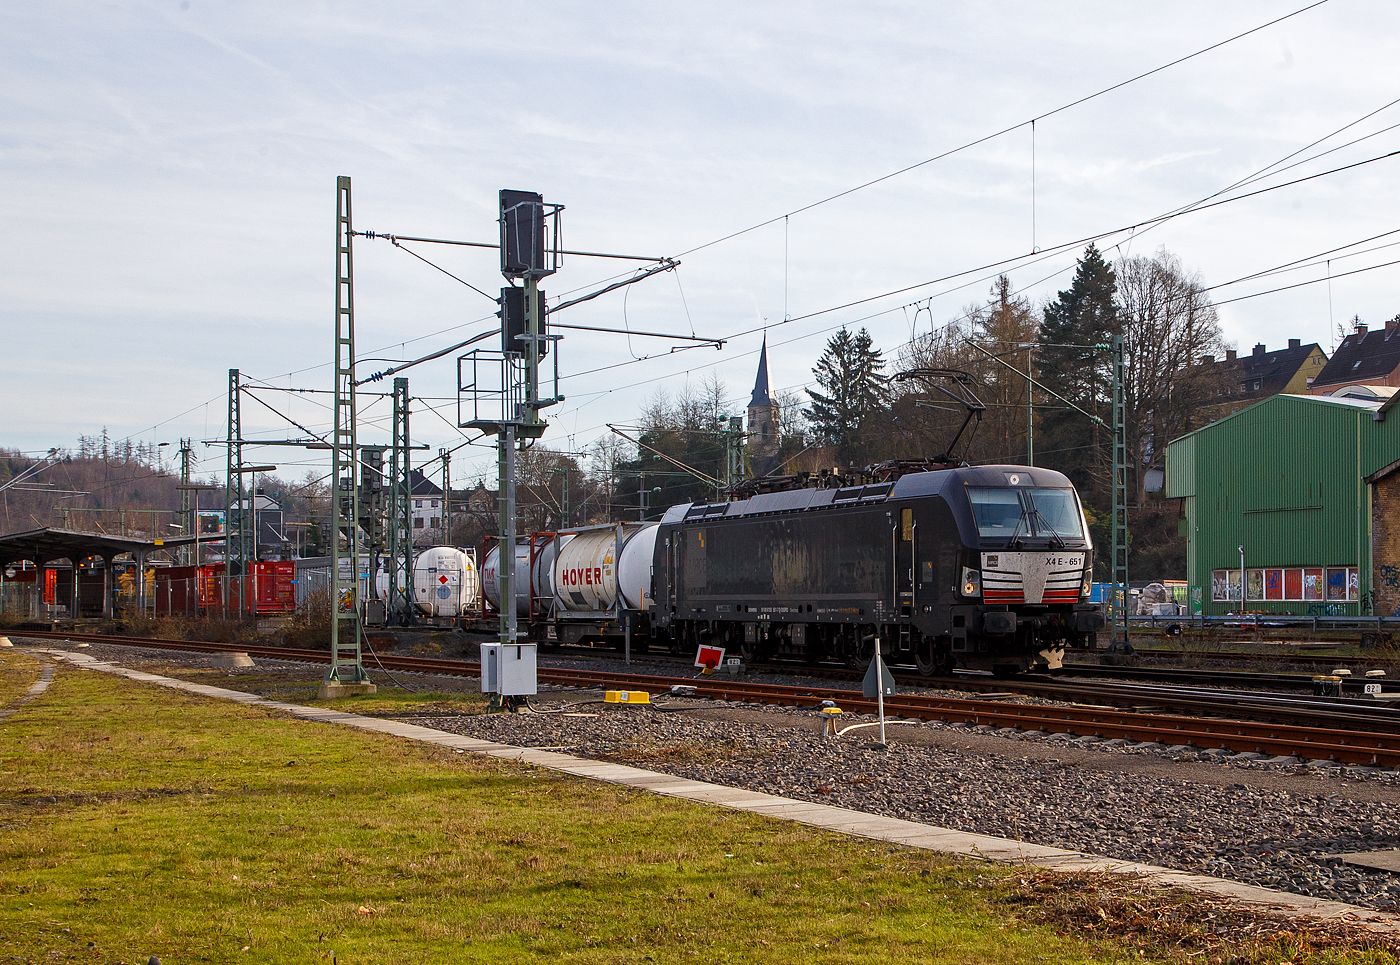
left=961, top=567, right=981, bottom=598
left=1081, top=572, right=1093, bottom=599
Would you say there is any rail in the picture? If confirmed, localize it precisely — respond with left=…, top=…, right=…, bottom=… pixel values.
left=11, top=630, right=1400, bottom=766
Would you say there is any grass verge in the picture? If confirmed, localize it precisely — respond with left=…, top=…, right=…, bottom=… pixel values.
left=0, top=651, right=1396, bottom=964
left=0, top=650, right=41, bottom=708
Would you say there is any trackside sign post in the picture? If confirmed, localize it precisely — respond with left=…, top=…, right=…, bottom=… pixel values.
left=862, top=651, right=897, bottom=745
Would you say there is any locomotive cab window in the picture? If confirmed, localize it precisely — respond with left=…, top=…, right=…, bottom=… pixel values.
left=968, top=487, right=1084, bottom=542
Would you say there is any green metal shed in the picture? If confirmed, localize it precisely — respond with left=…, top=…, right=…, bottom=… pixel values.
left=1165, top=394, right=1400, bottom=616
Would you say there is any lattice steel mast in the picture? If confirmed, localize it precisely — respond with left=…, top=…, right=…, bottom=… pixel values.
left=325, top=175, right=372, bottom=693
left=1111, top=334, right=1129, bottom=646
left=388, top=376, right=414, bottom=623
left=224, top=369, right=245, bottom=619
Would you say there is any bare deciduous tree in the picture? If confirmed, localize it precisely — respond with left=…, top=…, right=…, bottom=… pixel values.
left=1117, top=248, right=1229, bottom=504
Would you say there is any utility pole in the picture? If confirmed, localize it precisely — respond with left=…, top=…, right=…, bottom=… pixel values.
left=1111, top=334, right=1129, bottom=647
left=559, top=465, right=568, bottom=528
left=1025, top=345, right=1034, bottom=467
left=224, top=369, right=243, bottom=620
left=460, top=190, right=563, bottom=709
left=179, top=439, right=193, bottom=565
left=324, top=175, right=375, bottom=697
left=388, top=378, right=413, bottom=624
left=440, top=448, right=451, bottom=543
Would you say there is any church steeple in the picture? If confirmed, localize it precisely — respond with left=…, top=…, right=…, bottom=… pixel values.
left=746, top=336, right=781, bottom=476
left=749, top=337, right=772, bottom=408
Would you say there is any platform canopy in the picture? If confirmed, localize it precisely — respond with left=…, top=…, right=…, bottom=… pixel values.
left=0, top=527, right=193, bottom=567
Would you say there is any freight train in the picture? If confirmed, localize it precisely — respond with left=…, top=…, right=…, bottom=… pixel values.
left=482, top=462, right=1103, bottom=675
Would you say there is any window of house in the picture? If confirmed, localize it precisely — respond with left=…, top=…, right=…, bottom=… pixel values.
left=413, top=518, right=424, bottom=528
left=430, top=500, right=438, bottom=508
left=415, top=500, right=422, bottom=508
left=430, top=517, right=440, bottom=528
left=1253, top=380, right=1262, bottom=390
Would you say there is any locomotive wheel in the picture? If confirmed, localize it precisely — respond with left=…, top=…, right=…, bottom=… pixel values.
left=914, top=637, right=950, bottom=676
left=843, top=636, right=875, bottom=671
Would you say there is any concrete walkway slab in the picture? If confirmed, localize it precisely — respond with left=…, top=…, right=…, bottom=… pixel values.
left=25, top=648, right=1400, bottom=931
left=1342, top=850, right=1400, bottom=874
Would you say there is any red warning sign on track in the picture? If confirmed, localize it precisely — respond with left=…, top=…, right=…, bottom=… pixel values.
left=695, top=645, right=725, bottom=670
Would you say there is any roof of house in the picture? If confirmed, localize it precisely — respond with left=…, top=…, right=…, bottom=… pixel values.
left=1313, top=322, right=1400, bottom=389
left=1207, top=339, right=1322, bottom=404
left=407, top=469, right=443, bottom=497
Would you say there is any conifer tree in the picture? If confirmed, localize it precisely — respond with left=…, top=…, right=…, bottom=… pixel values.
left=1036, top=244, right=1119, bottom=495
left=804, top=327, right=887, bottom=465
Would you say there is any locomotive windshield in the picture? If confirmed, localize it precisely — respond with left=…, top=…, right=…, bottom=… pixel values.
left=968, top=487, right=1084, bottom=543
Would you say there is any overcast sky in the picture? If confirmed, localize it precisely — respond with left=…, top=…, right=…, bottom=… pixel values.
left=3, top=0, right=1398, bottom=491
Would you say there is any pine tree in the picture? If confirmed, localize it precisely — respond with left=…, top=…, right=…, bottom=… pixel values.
left=1036, top=244, right=1119, bottom=496
left=804, top=327, right=887, bottom=465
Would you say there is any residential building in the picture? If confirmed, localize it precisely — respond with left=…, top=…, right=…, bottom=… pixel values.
left=1309, top=318, right=1400, bottom=400
left=408, top=469, right=444, bottom=540
left=1201, top=339, right=1327, bottom=418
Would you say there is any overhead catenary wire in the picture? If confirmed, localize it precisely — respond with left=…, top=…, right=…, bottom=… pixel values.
left=713, top=148, right=1400, bottom=344
left=670, top=0, right=1330, bottom=260
left=128, top=3, right=1351, bottom=458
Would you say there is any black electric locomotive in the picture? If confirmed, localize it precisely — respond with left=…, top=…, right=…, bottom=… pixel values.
left=649, top=463, right=1103, bottom=675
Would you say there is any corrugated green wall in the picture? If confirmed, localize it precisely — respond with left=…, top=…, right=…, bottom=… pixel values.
left=1165, top=395, right=1400, bottom=616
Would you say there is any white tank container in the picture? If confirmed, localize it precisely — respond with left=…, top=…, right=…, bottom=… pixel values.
left=617, top=524, right=658, bottom=609
left=412, top=546, right=479, bottom=617
left=530, top=533, right=571, bottom=605
left=374, top=547, right=479, bottom=617
left=481, top=541, right=531, bottom=617
left=553, top=524, right=657, bottom=613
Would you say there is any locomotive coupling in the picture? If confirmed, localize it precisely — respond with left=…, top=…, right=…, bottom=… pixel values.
left=983, top=611, right=1017, bottom=635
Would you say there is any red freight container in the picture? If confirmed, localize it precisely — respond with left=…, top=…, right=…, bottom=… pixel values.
left=154, top=562, right=297, bottom=615
left=254, top=561, right=296, bottom=612
left=153, top=565, right=203, bottom=614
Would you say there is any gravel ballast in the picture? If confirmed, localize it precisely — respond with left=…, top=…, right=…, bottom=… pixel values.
left=17, top=637, right=1400, bottom=912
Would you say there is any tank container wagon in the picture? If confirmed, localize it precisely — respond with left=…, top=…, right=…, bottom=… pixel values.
left=482, top=524, right=659, bottom=648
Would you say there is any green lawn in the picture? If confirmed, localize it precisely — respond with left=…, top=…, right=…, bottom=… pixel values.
left=0, top=651, right=1394, bottom=964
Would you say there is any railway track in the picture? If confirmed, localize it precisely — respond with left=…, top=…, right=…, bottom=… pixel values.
left=1053, top=661, right=1391, bottom=693
left=13, top=629, right=1400, bottom=766
left=1070, top=645, right=1398, bottom=669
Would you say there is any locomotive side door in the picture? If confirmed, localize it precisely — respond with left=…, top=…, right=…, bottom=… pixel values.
left=896, top=506, right=915, bottom=618
left=667, top=529, right=680, bottom=611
